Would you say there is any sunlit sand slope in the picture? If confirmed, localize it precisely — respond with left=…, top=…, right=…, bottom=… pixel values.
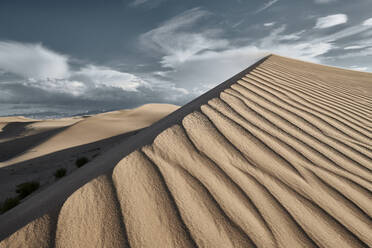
left=1, top=55, right=371, bottom=248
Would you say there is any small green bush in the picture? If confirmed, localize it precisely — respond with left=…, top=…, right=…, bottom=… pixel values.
left=0, top=197, right=20, bottom=214
left=75, top=157, right=89, bottom=168
left=16, top=181, right=40, bottom=199
left=54, top=168, right=67, bottom=179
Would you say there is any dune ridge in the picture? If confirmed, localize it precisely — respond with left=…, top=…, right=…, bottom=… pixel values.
left=0, top=54, right=371, bottom=248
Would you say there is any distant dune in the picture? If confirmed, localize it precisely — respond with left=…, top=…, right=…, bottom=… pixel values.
left=0, top=104, right=178, bottom=205
left=0, top=55, right=371, bottom=248
left=0, top=104, right=179, bottom=166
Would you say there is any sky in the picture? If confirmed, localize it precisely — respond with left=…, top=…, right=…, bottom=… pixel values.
left=1, top=0, right=372, bottom=118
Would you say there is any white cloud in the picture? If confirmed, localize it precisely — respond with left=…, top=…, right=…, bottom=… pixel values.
left=344, top=45, right=365, bottom=50
left=363, top=18, right=372, bottom=26
left=259, top=26, right=332, bottom=62
left=5, top=8, right=363, bottom=110
left=130, top=0, right=148, bottom=6
left=140, top=13, right=336, bottom=94
left=256, top=0, right=279, bottom=13
left=15, top=65, right=152, bottom=99
left=140, top=8, right=372, bottom=95
left=259, top=25, right=287, bottom=47
left=0, top=41, right=184, bottom=104
left=232, top=19, right=245, bottom=28
left=314, top=0, right=336, bottom=4
left=0, top=41, right=69, bottom=79
left=154, top=46, right=268, bottom=92
left=264, top=22, right=276, bottom=27
left=129, top=0, right=166, bottom=8
left=313, top=23, right=372, bottom=43
left=278, top=30, right=306, bottom=41
left=278, top=42, right=333, bottom=60
left=139, top=8, right=273, bottom=91
left=140, top=8, right=229, bottom=68
left=332, top=47, right=372, bottom=59
left=314, top=14, right=348, bottom=29
left=341, top=37, right=372, bottom=51
left=73, top=65, right=148, bottom=91
left=25, top=78, right=86, bottom=96
left=350, top=66, right=368, bottom=71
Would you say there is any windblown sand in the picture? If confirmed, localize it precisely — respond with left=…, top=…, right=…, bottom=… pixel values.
left=1, top=55, right=371, bottom=248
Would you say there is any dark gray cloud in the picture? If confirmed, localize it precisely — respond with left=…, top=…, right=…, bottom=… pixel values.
left=0, top=0, right=371, bottom=117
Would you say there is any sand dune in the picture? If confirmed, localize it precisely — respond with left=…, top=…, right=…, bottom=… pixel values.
left=0, top=104, right=178, bottom=205
left=0, top=117, right=81, bottom=142
left=0, top=104, right=179, bottom=166
left=0, top=55, right=371, bottom=247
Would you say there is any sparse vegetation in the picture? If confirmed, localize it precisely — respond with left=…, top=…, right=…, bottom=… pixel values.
left=0, top=197, right=20, bottom=214
left=54, top=168, right=67, bottom=179
left=75, top=157, right=89, bottom=168
left=16, top=181, right=40, bottom=199
left=0, top=181, right=40, bottom=214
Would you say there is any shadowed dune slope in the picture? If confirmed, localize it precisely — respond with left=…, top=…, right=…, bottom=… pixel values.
left=0, top=104, right=179, bottom=166
left=1, top=54, right=371, bottom=248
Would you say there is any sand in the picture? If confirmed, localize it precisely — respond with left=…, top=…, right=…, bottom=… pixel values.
left=0, top=104, right=178, bottom=204
left=0, top=104, right=179, bottom=166
left=0, top=54, right=371, bottom=248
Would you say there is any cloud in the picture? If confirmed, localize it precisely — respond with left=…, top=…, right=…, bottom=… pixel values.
left=255, top=0, right=279, bottom=13
left=313, top=23, right=372, bottom=42
left=0, top=41, right=69, bottom=79
left=363, top=18, right=372, bottom=26
left=0, top=40, right=191, bottom=116
left=344, top=45, right=366, bottom=50
left=139, top=8, right=272, bottom=91
left=314, top=0, right=337, bottom=4
left=0, top=69, right=189, bottom=118
left=258, top=26, right=332, bottom=62
left=264, top=22, right=276, bottom=27
left=341, top=37, right=372, bottom=51
left=262, top=21, right=372, bottom=67
left=350, top=66, right=368, bottom=71
left=141, top=10, right=372, bottom=93
left=140, top=9, right=336, bottom=94
left=141, top=6, right=372, bottom=93
left=23, top=78, right=86, bottom=96
left=331, top=47, right=372, bottom=59
left=72, top=65, right=148, bottom=91
left=151, top=46, right=268, bottom=92
left=13, top=65, right=151, bottom=98
left=130, top=0, right=148, bottom=6
left=0, top=78, right=188, bottom=118
left=278, top=30, right=306, bottom=41
left=0, top=41, right=155, bottom=98
left=314, top=14, right=348, bottom=29
left=128, top=0, right=165, bottom=8
left=4, top=5, right=372, bottom=117
left=140, top=8, right=229, bottom=68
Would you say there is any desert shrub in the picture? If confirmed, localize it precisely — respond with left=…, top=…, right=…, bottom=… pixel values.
left=54, top=168, right=67, bottom=179
left=75, top=157, right=89, bottom=168
left=0, top=197, right=20, bottom=214
left=16, top=181, right=40, bottom=199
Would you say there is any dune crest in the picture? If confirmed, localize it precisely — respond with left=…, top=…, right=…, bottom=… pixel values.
left=1, top=55, right=371, bottom=248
